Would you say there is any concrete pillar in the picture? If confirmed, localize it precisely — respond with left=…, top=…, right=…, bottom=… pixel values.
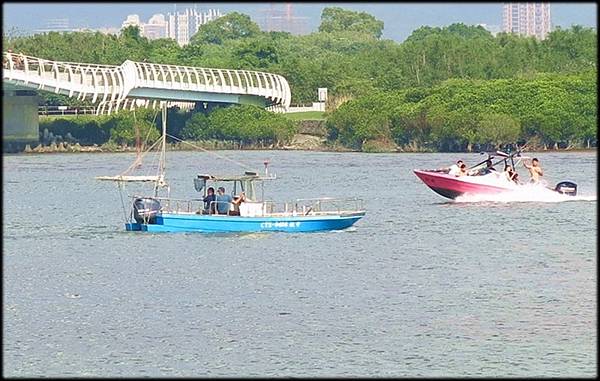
left=3, top=90, right=39, bottom=152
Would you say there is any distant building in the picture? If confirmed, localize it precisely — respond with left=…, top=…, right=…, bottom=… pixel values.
left=167, top=8, right=223, bottom=46
left=143, top=14, right=168, bottom=40
left=121, top=14, right=141, bottom=29
left=35, top=18, right=74, bottom=33
left=502, top=2, right=551, bottom=40
left=258, top=4, right=309, bottom=35
left=121, top=8, right=223, bottom=45
left=95, top=27, right=120, bottom=36
left=478, top=23, right=502, bottom=36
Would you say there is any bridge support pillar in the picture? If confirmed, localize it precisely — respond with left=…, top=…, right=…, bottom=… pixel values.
left=3, top=90, right=39, bottom=153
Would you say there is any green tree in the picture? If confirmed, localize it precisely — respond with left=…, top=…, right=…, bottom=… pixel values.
left=148, top=38, right=181, bottom=64
left=190, top=12, right=261, bottom=45
left=318, top=7, right=384, bottom=38
left=182, top=112, right=211, bottom=140
left=109, top=110, right=160, bottom=146
left=232, top=37, right=280, bottom=69
left=475, top=113, right=521, bottom=150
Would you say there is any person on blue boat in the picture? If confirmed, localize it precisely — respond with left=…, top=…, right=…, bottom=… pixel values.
left=216, top=187, right=245, bottom=215
left=215, top=187, right=232, bottom=214
left=202, top=187, right=216, bottom=214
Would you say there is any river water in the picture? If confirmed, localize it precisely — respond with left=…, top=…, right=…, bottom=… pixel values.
left=3, top=150, right=597, bottom=377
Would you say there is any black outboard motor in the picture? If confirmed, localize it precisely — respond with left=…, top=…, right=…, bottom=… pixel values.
left=133, top=197, right=161, bottom=224
left=554, top=181, right=577, bottom=196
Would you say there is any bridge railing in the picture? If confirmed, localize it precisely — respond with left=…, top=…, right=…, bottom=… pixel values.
left=4, top=52, right=291, bottom=112
left=129, top=61, right=290, bottom=105
left=38, top=105, right=97, bottom=116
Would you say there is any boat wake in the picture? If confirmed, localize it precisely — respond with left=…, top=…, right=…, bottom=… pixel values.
left=454, top=183, right=597, bottom=203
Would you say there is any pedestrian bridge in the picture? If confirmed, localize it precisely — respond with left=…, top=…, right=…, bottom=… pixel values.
left=3, top=52, right=291, bottom=115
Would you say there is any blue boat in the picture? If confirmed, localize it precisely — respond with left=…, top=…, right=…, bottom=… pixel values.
left=98, top=104, right=366, bottom=233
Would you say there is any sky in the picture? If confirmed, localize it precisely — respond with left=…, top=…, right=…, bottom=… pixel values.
left=3, top=2, right=598, bottom=42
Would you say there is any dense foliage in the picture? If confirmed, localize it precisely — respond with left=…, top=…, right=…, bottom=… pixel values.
left=327, top=71, right=597, bottom=151
left=39, top=105, right=296, bottom=147
left=6, top=7, right=597, bottom=151
left=181, top=105, right=296, bottom=147
left=39, top=108, right=161, bottom=146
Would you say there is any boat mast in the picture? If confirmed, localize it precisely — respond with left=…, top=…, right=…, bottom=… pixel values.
left=155, top=102, right=167, bottom=196
left=134, top=113, right=142, bottom=168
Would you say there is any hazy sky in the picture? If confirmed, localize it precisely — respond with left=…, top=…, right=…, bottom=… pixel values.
left=3, top=2, right=597, bottom=41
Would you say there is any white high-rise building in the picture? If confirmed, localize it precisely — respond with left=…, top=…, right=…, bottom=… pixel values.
left=502, top=2, right=551, bottom=40
left=167, top=8, right=223, bottom=46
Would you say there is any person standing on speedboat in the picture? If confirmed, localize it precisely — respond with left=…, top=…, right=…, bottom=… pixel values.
left=523, top=158, right=543, bottom=183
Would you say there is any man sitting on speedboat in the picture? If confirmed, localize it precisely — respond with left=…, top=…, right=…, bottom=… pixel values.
left=457, top=162, right=469, bottom=176
left=504, top=164, right=519, bottom=183
left=464, top=159, right=497, bottom=176
left=448, top=160, right=464, bottom=176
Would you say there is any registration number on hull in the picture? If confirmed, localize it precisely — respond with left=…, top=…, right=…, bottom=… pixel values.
left=260, top=221, right=301, bottom=229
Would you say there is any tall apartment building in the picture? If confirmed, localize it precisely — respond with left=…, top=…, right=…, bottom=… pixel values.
left=167, top=8, right=222, bottom=46
left=502, top=2, right=551, bottom=40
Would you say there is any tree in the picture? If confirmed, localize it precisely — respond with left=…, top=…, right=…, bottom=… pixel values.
left=232, top=38, right=280, bottom=69
left=118, top=26, right=150, bottom=61
left=190, top=12, right=261, bottom=45
left=318, top=7, right=384, bottom=38
left=148, top=38, right=181, bottom=64
left=475, top=113, right=521, bottom=150
left=182, top=112, right=211, bottom=140
left=109, top=110, right=160, bottom=146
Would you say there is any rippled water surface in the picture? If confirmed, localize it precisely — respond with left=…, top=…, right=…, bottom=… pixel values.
left=3, top=150, right=597, bottom=377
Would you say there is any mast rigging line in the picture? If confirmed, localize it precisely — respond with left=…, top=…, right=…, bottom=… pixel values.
left=165, top=133, right=257, bottom=173
left=119, top=136, right=162, bottom=176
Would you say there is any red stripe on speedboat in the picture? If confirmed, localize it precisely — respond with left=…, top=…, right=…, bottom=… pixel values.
left=413, top=169, right=512, bottom=199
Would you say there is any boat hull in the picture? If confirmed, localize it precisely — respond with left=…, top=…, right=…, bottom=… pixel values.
left=125, top=211, right=365, bottom=233
left=413, top=169, right=515, bottom=200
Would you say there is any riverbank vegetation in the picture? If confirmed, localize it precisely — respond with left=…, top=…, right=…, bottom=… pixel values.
left=327, top=70, right=597, bottom=152
left=5, top=7, right=597, bottom=152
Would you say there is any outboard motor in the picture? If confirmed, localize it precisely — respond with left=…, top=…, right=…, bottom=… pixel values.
left=133, top=197, right=161, bottom=224
left=554, top=181, right=577, bottom=196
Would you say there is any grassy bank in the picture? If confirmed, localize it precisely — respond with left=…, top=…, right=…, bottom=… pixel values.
left=283, top=111, right=326, bottom=121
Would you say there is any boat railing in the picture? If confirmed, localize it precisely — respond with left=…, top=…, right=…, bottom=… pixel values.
left=295, top=197, right=365, bottom=215
left=262, top=197, right=364, bottom=216
left=132, top=195, right=364, bottom=217
left=135, top=196, right=204, bottom=214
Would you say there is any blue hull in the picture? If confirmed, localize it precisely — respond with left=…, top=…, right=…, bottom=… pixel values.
left=125, top=212, right=365, bottom=233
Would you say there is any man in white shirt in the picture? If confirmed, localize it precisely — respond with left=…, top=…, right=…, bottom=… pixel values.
left=447, top=160, right=463, bottom=176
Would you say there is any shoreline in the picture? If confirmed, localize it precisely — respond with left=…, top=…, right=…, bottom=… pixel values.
left=6, top=141, right=597, bottom=155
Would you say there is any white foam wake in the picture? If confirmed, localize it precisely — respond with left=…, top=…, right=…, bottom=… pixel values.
left=454, top=182, right=597, bottom=203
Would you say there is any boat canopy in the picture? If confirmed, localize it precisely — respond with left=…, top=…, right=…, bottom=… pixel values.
left=194, top=171, right=276, bottom=201
left=195, top=171, right=276, bottom=182
left=96, top=175, right=161, bottom=182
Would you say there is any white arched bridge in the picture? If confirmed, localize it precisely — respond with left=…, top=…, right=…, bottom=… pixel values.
left=3, top=52, right=292, bottom=115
